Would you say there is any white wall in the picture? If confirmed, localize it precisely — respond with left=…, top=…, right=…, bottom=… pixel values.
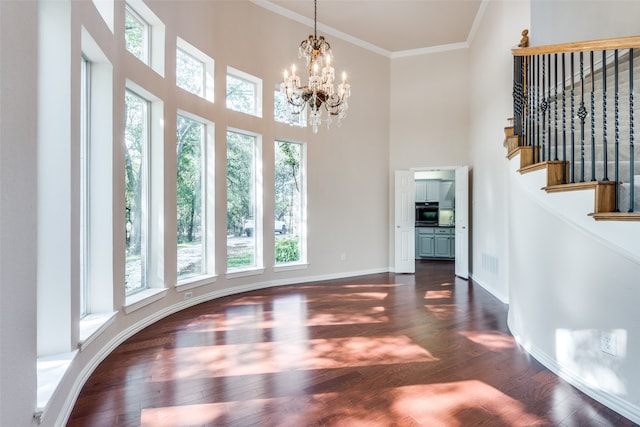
left=531, top=0, right=640, bottom=46
left=508, top=1, right=640, bottom=422
left=507, top=156, right=640, bottom=421
left=0, top=3, right=39, bottom=427
left=0, top=1, right=390, bottom=425
left=467, top=0, right=530, bottom=301
left=389, top=48, right=470, bottom=266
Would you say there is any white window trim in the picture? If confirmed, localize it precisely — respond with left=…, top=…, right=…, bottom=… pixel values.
left=226, top=66, right=263, bottom=118
left=125, top=0, right=165, bottom=76
left=176, top=111, right=215, bottom=283
left=274, top=139, right=308, bottom=266
left=123, top=287, right=168, bottom=314
left=124, top=80, right=166, bottom=301
left=81, top=26, right=115, bottom=318
left=274, top=86, right=307, bottom=128
left=176, top=37, right=214, bottom=102
left=226, top=129, right=263, bottom=272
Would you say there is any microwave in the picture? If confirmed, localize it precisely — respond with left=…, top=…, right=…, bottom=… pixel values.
left=415, top=202, right=439, bottom=226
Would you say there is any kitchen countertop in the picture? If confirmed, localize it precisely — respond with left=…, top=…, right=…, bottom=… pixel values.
left=416, top=224, right=455, bottom=228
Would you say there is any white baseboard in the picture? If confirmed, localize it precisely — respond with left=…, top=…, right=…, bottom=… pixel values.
left=509, top=324, right=640, bottom=425
left=56, top=266, right=390, bottom=426
left=469, top=273, right=509, bottom=304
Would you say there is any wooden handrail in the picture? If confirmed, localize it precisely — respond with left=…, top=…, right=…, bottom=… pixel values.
left=512, top=35, right=640, bottom=56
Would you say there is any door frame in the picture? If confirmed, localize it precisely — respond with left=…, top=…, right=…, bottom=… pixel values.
left=395, top=165, right=469, bottom=278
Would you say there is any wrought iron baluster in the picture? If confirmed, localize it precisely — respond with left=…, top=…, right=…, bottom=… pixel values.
left=562, top=53, right=567, bottom=182
left=554, top=53, right=559, bottom=161
left=578, top=52, right=587, bottom=182
left=570, top=52, right=576, bottom=183
left=533, top=56, right=540, bottom=163
left=541, top=55, right=548, bottom=161
left=629, top=48, right=635, bottom=212
left=513, top=56, right=520, bottom=140
left=614, top=50, right=620, bottom=211
left=527, top=55, right=532, bottom=148
left=590, top=51, right=596, bottom=181
left=547, top=54, right=552, bottom=161
left=602, top=50, right=609, bottom=181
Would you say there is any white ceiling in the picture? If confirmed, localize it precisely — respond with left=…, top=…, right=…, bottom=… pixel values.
left=253, top=0, right=486, bottom=57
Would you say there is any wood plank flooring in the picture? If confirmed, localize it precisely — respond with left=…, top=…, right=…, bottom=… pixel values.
left=68, top=260, right=638, bottom=426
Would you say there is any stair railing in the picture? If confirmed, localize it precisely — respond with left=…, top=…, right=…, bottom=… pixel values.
left=512, top=36, right=640, bottom=213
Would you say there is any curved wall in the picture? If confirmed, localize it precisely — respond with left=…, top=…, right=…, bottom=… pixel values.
left=507, top=156, right=640, bottom=423
left=0, top=2, right=391, bottom=426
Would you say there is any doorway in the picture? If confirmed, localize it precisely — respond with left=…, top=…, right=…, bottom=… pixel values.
left=394, top=166, right=469, bottom=278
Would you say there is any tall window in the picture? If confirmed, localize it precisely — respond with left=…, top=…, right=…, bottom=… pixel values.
left=226, top=130, right=259, bottom=270
left=80, top=55, right=90, bottom=317
left=275, top=141, right=304, bottom=265
left=226, top=67, right=262, bottom=117
left=124, top=5, right=149, bottom=64
left=176, top=114, right=205, bottom=279
left=124, top=90, right=149, bottom=294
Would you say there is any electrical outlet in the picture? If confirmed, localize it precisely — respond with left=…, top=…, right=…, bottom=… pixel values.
left=340, top=252, right=346, bottom=261
left=184, top=291, right=193, bottom=300
left=601, top=331, right=617, bottom=356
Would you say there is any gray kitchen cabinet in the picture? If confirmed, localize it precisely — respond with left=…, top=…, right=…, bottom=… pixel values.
left=415, top=227, right=435, bottom=258
left=439, top=180, right=455, bottom=208
left=417, top=227, right=454, bottom=259
left=426, top=180, right=440, bottom=202
left=434, top=228, right=451, bottom=258
left=415, top=180, right=427, bottom=202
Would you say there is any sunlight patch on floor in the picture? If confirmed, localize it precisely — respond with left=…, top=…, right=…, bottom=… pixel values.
left=149, top=335, right=437, bottom=381
left=424, top=289, right=453, bottom=299
left=424, top=303, right=459, bottom=319
left=141, top=380, right=545, bottom=427
left=458, top=330, right=516, bottom=351
left=390, top=380, right=546, bottom=426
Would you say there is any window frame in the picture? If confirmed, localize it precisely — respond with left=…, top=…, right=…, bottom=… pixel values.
left=124, top=4, right=150, bottom=65
left=226, top=67, right=262, bottom=118
left=80, top=54, right=90, bottom=318
left=274, top=87, right=307, bottom=128
left=225, top=128, right=263, bottom=275
left=175, top=111, right=216, bottom=286
left=176, top=38, right=214, bottom=102
left=124, top=0, right=165, bottom=76
left=274, top=139, right=307, bottom=269
left=124, top=88, right=151, bottom=296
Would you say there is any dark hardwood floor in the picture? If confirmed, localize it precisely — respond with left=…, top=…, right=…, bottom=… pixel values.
left=68, top=260, right=637, bottom=426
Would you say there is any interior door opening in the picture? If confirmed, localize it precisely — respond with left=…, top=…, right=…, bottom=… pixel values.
left=394, top=166, right=469, bottom=278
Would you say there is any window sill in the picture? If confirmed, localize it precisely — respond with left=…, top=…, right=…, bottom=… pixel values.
left=176, top=274, right=217, bottom=292
left=225, top=267, right=265, bottom=279
left=123, top=288, right=168, bottom=314
left=274, top=262, right=309, bottom=273
left=78, top=312, right=117, bottom=351
left=36, top=350, right=78, bottom=422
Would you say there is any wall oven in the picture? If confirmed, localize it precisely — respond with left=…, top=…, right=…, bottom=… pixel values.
left=415, top=202, right=439, bottom=226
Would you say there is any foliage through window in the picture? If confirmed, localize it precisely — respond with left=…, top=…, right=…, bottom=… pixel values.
left=124, top=90, right=149, bottom=294
left=226, top=69, right=261, bottom=116
left=275, top=141, right=303, bottom=264
left=124, top=5, right=149, bottom=64
left=176, top=48, right=205, bottom=97
left=226, top=130, right=257, bottom=270
left=176, top=115, right=205, bottom=279
left=274, top=90, right=306, bottom=127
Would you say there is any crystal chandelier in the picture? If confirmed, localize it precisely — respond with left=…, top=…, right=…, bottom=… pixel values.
left=281, top=0, right=351, bottom=133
